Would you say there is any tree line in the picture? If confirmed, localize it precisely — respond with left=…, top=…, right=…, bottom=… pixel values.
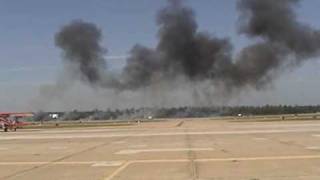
left=32, top=105, right=320, bottom=121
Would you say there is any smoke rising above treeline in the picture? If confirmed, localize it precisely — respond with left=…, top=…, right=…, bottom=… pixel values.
left=53, top=0, right=320, bottom=106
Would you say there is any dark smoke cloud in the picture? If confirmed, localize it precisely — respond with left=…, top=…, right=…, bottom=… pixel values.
left=121, top=0, right=232, bottom=90
left=238, top=0, right=320, bottom=57
left=55, top=20, right=107, bottom=86
left=224, top=0, right=320, bottom=90
left=121, top=45, right=161, bottom=90
left=54, top=0, right=320, bottom=102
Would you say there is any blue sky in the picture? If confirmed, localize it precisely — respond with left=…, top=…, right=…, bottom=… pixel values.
left=1, top=0, right=320, bottom=111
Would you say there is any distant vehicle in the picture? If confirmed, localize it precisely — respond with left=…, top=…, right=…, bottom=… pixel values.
left=49, top=113, right=59, bottom=119
left=0, top=112, right=33, bottom=132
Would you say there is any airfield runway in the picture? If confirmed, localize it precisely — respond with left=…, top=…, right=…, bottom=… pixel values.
left=1, top=118, right=320, bottom=180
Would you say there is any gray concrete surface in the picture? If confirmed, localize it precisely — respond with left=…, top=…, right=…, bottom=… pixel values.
left=1, top=119, right=320, bottom=179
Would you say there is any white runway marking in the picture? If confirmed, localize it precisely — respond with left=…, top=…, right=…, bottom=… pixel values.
left=195, top=155, right=320, bottom=162
left=104, top=161, right=131, bottom=180
left=91, top=161, right=124, bottom=167
left=253, top=138, right=268, bottom=141
left=234, top=123, right=320, bottom=129
left=112, top=141, right=126, bottom=144
left=115, top=148, right=214, bottom=155
left=0, top=161, right=124, bottom=166
left=30, top=128, right=143, bottom=134
left=3, top=155, right=320, bottom=166
left=128, top=144, right=148, bottom=148
left=306, top=146, right=320, bottom=150
left=49, top=146, right=68, bottom=150
left=2, top=128, right=320, bottom=140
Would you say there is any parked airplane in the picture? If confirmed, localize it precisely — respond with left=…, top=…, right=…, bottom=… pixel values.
left=0, top=112, right=33, bottom=132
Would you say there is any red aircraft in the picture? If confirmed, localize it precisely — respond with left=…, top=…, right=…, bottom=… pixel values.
left=0, top=112, right=33, bottom=132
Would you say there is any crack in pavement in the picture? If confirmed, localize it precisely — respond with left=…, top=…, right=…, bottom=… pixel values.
left=184, top=129, right=198, bottom=180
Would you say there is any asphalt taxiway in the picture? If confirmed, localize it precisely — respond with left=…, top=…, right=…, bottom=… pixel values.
left=1, top=118, right=320, bottom=180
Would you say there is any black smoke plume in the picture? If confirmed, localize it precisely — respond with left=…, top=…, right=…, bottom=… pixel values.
left=228, top=0, right=320, bottom=89
left=55, top=20, right=107, bottom=86
left=119, top=0, right=232, bottom=90
left=55, top=0, right=320, bottom=99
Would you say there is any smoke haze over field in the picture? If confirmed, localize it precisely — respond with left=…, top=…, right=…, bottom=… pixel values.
left=33, top=0, right=320, bottom=110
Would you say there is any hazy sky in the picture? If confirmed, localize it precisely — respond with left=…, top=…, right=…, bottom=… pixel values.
left=1, top=0, right=320, bottom=111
